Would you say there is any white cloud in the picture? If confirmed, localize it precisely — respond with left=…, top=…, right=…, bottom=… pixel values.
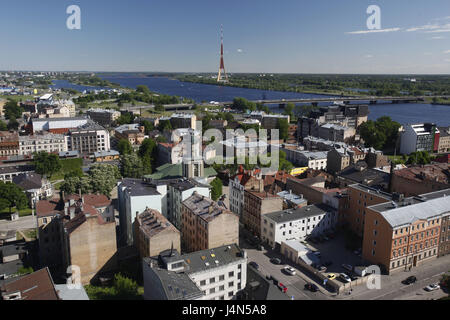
left=406, top=24, right=440, bottom=32
left=364, top=54, right=374, bottom=58
left=444, top=50, right=450, bottom=54
left=346, top=28, right=401, bottom=34
left=237, top=49, right=243, bottom=53
left=431, top=36, right=445, bottom=39
left=424, top=23, right=450, bottom=33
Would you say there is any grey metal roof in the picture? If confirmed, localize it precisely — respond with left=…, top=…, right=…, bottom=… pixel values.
left=146, top=266, right=204, bottom=300
left=370, top=191, right=450, bottom=228
left=182, top=244, right=245, bottom=275
left=265, top=204, right=335, bottom=224
left=54, top=284, right=90, bottom=300
left=120, top=178, right=161, bottom=197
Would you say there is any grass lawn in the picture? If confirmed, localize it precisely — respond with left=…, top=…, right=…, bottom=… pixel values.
left=50, top=158, right=84, bottom=182
left=0, top=207, right=32, bottom=220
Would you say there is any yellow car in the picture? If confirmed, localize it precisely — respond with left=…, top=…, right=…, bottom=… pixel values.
left=327, top=273, right=336, bottom=280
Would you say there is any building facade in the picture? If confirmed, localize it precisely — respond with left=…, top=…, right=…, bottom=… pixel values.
left=181, top=192, right=239, bottom=253
left=19, top=133, right=67, bottom=156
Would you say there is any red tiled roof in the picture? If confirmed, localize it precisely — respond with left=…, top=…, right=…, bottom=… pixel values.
left=1, top=268, right=59, bottom=300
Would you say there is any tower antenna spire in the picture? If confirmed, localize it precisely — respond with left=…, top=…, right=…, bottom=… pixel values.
left=217, top=25, right=228, bottom=83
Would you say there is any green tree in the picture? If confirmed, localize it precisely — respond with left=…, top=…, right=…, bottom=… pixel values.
left=7, top=117, right=19, bottom=131
left=0, top=120, right=7, bottom=131
left=406, top=151, right=431, bottom=165
left=118, top=139, right=133, bottom=156
left=33, top=151, right=62, bottom=178
left=116, top=113, right=134, bottom=125
left=0, top=182, right=28, bottom=213
left=141, top=120, right=154, bottom=134
left=60, top=176, right=92, bottom=195
left=277, top=118, right=289, bottom=141
left=4, top=100, right=24, bottom=120
left=284, top=102, right=295, bottom=120
left=136, top=85, right=150, bottom=95
left=89, top=164, right=121, bottom=197
left=139, top=138, right=157, bottom=174
left=120, top=153, right=144, bottom=178
left=210, top=178, right=223, bottom=201
left=359, top=117, right=401, bottom=151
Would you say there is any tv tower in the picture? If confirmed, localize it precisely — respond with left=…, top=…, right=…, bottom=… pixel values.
left=217, top=25, right=228, bottom=83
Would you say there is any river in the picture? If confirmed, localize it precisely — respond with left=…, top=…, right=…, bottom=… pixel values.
left=51, top=76, right=450, bottom=126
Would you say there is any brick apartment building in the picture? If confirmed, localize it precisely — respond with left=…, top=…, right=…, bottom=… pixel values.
left=181, top=192, right=239, bottom=253
left=133, top=208, right=181, bottom=258
left=391, top=163, right=450, bottom=197
left=362, top=189, right=450, bottom=274
left=36, top=193, right=117, bottom=284
left=242, top=189, right=283, bottom=237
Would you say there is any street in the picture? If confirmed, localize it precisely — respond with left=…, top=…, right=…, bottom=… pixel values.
left=0, top=215, right=37, bottom=232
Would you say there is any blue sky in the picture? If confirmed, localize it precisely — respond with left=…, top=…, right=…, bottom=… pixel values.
left=1, top=0, right=449, bottom=73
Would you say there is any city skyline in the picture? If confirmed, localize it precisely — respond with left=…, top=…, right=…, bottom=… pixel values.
left=0, top=0, right=449, bottom=74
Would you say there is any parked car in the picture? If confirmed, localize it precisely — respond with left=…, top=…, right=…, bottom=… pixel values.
left=277, top=282, right=288, bottom=293
left=318, top=266, right=327, bottom=273
left=327, top=273, right=337, bottom=280
left=313, top=251, right=321, bottom=258
left=270, top=258, right=282, bottom=265
left=304, top=283, right=319, bottom=292
left=353, top=248, right=362, bottom=255
left=249, top=261, right=259, bottom=269
left=424, top=283, right=440, bottom=292
left=340, top=273, right=352, bottom=283
left=402, top=276, right=417, bottom=285
left=342, top=264, right=353, bottom=272
left=350, top=274, right=358, bottom=281
left=323, top=236, right=330, bottom=241
left=284, top=266, right=296, bottom=276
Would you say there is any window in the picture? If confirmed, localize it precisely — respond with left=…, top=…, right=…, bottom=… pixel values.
left=210, top=288, right=215, bottom=294
left=228, top=291, right=233, bottom=297
left=219, top=285, right=225, bottom=291
left=210, top=277, right=215, bottom=284
left=228, top=281, right=234, bottom=287
left=219, top=275, right=225, bottom=281
left=228, top=271, right=234, bottom=277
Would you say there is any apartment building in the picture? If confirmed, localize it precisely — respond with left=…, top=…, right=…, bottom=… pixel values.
left=67, top=120, right=110, bottom=156
left=261, top=114, right=290, bottom=130
left=36, top=193, right=116, bottom=283
left=400, top=123, right=439, bottom=155
left=318, top=123, right=356, bottom=143
left=169, top=113, right=197, bottom=130
left=228, top=167, right=263, bottom=217
left=242, top=190, right=283, bottom=237
left=117, top=178, right=166, bottom=246
left=391, top=163, right=450, bottom=197
left=114, top=123, right=145, bottom=145
left=327, top=148, right=351, bottom=174
left=437, top=127, right=450, bottom=154
left=261, top=204, right=337, bottom=249
left=87, top=108, right=121, bottom=127
left=181, top=192, right=239, bottom=253
left=363, top=189, right=450, bottom=274
left=142, top=244, right=247, bottom=300
left=282, top=148, right=328, bottom=170
left=133, top=208, right=181, bottom=259
left=12, top=173, right=53, bottom=208
left=344, top=184, right=395, bottom=237
left=167, top=178, right=210, bottom=230
left=0, top=131, right=19, bottom=157
left=19, top=133, right=67, bottom=156
left=0, top=165, right=34, bottom=182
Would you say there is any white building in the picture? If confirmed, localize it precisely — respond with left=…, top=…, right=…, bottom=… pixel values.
left=143, top=244, right=247, bottom=300
left=400, top=123, right=438, bottom=155
left=261, top=204, right=337, bottom=249
left=19, top=133, right=67, bottom=156
left=117, top=178, right=166, bottom=246
left=281, top=148, right=328, bottom=170
left=67, top=120, right=111, bottom=155
left=167, top=178, right=210, bottom=229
